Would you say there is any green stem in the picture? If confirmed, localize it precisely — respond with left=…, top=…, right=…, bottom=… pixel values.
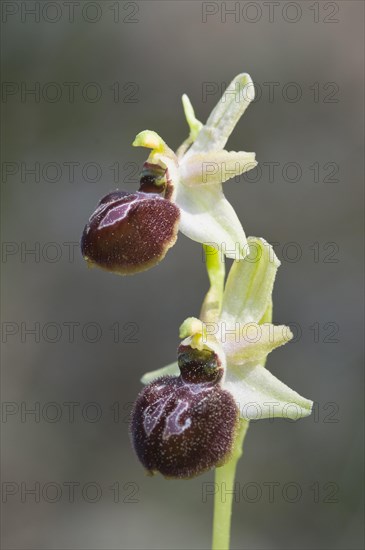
left=200, top=245, right=225, bottom=324
left=200, top=244, right=248, bottom=549
left=212, top=420, right=249, bottom=550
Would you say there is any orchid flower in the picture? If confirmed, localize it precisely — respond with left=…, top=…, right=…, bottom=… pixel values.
left=81, top=74, right=257, bottom=274
left=140, top=237, right=313, bottom=426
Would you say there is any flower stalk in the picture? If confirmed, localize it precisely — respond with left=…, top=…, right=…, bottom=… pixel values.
left=212, top=420, right=249, bottom=550
left=203, top=246, right=248, bottom=550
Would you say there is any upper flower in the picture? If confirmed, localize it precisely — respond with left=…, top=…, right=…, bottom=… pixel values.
left=81, top=73, right=257, bottom=275
left=133, top=72, right=257, bottom=262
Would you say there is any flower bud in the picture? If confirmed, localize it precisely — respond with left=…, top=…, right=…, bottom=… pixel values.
left=81, top=189, right=180, bottom=275
left=131, top=346, right=239, bottom=479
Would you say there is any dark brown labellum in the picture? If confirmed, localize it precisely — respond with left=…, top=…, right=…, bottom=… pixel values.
left=81, top=190, right=180, bottom=275
left=131, top=346, right=239, bottom=479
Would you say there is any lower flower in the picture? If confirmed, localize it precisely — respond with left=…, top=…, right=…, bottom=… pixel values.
left=131, top=238, right=313, bottom=478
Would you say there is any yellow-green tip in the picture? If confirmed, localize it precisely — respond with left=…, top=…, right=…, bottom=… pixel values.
left=132, top=130, right=167, bottom=151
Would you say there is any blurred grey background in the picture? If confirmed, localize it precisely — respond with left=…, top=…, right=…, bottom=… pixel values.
left=1, top=1, right=364, bottom=549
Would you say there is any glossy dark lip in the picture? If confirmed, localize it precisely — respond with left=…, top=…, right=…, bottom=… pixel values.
left=81, top=188, right=181, bottom=276
left=89, top=191, right=165, bottom=224
left=130, top=374, right=240, bottom=479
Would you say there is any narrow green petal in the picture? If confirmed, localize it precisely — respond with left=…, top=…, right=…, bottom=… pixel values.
left=221, top=237, right=280, bottom=325
left=182, top=94, right=203, bottom=141
left=141, top=361, right=179, bottom=385
left=181, top=150, right=257, bottom=186
left=176, top=96, right=204, bottom=159
left=187, top=73, right=255, bottom=154
left=224, top=363, right=313, bottom=421
left=223, top=323, right=293, bottom=365
left=176, top=182, right=247, bottom=260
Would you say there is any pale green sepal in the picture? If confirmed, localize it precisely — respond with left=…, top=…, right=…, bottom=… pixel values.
left=259, top=299, right=273, bottom=325
left=223, top=324, right=293, bottom=365
left=187, top=73, right=255, bottom=155
left=224, top=363, right=313, bottom=421
left=221, top=237, right=280, bottom=325
left=259, top=300, right=273, bottom=367
left=176, top=182, right=247, bottom=260
left=141, top=361, right=179, bottom=385
left=181, top=150, right=257, bottom=186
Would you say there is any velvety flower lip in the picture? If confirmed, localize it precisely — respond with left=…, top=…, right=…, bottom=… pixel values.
left=141, top=238, right=313, bottom=422
left=131, top=342, right=240, bottom=479
left=133, top=73, right=258, bottom=261
left=81, top=190, right=180, bottom=275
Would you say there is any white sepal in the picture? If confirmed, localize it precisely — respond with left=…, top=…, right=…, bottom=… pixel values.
left=180, top=150, right=257, bottom=186
left=220, top=323, right=293, bottom=365
left=223, top=363, right=313, bottom=421
left=187, top=73, right=255, bottom=155
left=176, top=182, right=247, bottom=260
